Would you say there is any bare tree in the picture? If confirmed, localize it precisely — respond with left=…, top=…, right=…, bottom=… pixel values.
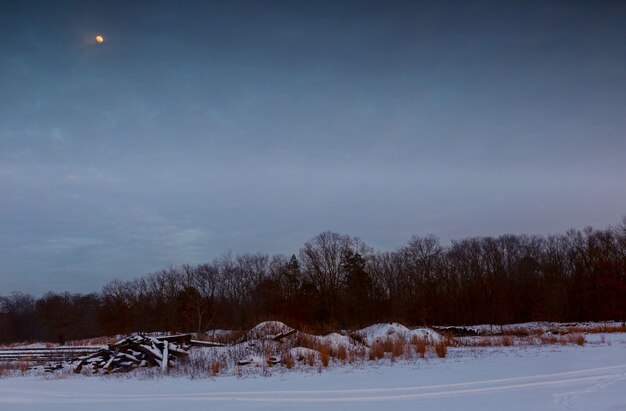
left=299, top=231, right=371, bottom=322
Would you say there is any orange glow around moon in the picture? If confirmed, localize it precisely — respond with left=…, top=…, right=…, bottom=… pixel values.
left=95, top=35, right=104, bottom=43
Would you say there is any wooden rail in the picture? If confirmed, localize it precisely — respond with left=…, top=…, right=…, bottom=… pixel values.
left=0, top=334, right=222, bottom=364
left=0, top=347, right=104, bottom=363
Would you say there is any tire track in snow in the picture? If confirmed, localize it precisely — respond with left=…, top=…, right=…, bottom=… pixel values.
left=553, top=369, right=626, bottom=410
left=0, top=375, right=618, bottom=404
left=2, top=364, right=626, bottom=404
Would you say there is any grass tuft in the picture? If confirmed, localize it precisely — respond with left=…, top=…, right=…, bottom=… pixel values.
left=281, top=352, right=294, bottom=369
left=210, top=361, right=220, bottom=376
left=319, top=343, right=331, bottom=367
left=369, top=342, right=385, bottom=361
left=502, top=336, right=514, bottom=346
left=435, top=340, right=448, bottom=358
left=337, top=345, right=347, bottom=364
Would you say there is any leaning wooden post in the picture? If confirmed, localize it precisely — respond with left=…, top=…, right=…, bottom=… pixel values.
left=161, top=341, right=169, bottom=372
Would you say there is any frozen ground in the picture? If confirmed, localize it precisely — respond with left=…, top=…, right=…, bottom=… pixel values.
left=1, top=333, right=625, bottom=410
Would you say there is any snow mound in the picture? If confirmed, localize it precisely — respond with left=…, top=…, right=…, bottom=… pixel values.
left=289, top=347, right=319, bottom=361
left=359, top=323, right=440, bottom=345
left=246, top=321, right=294, bottom=340
left=409, top=327, right=440, bottom=343
left=315, top=333, right=354, bottom=350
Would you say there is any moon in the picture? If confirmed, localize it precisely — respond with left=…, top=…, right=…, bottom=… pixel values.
left=95, top=35, right=104, bottom=43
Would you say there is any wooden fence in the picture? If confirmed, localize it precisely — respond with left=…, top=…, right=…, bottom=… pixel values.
left=0, top=346, right=105, bottom=363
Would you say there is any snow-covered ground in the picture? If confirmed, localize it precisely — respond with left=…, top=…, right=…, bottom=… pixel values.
left=444, top=320, right=626, bottom=335
left=1, top=333, right=625, bottom=410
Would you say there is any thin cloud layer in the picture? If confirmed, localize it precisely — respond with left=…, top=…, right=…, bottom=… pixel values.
left=1, top=1, right=625, bottom=294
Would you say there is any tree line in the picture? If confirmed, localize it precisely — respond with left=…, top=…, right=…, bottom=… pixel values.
left=2, top=218, right=626, bottom=343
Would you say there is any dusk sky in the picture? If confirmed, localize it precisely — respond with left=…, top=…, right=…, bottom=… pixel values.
left=1, top=0, right=625, bottom=295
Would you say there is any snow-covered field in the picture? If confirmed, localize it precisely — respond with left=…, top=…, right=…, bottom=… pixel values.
left=1, top=332, right=625, bottom=411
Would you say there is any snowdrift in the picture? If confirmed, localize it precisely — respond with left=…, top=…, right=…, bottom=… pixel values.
left=359, top=322, right=441, bottom=345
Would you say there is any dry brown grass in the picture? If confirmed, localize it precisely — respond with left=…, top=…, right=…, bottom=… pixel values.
left=294, top=333, right=322, bottom=352
left=369, top=342, right=385, bottom=361
left=349, top=348, right=366, bottom=363
left=390, top=339, right=406, bottom=360
left=539, top=333, right=586, bottom=346
left=565, top=324, right=626, bottom=334
left=456, top=336, right=493, bottom=347
left=0, top=363, right=12, bottom=377
left=292, top=332, right=356, bottom=365
left=477, top=337, right=495, bottom=346
left=382, top=338, right=394, bottom=353
left=435, top=340, right=448, bottom=358
left=502, top=336, right=514, bottom=346
left=457, top=332, right=591, bottom=348
left=405, top=342, right=414, bottom=360
left=540, top=334, right=557, bottom=345
left=0, top=361, right=35, bottom=377
left=13, top=361, right=30, bottom=374
left=306, top=351, right=316, bottom=366
left=502, top=327, right=531, bottom=337
left=411, top=336, right=428, bottom=358
left=337, top=345, right=347, bottom=364
left=348, top=349, right=357, bottom=363
left=319, top=343, right=331, bottom=367
left=281, top=352, right=294, bottom=369
left=210, top=361, right=220, bottom=376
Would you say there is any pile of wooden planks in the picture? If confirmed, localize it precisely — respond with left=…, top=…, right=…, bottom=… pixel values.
left=72, top=335, right=189, bottom=374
